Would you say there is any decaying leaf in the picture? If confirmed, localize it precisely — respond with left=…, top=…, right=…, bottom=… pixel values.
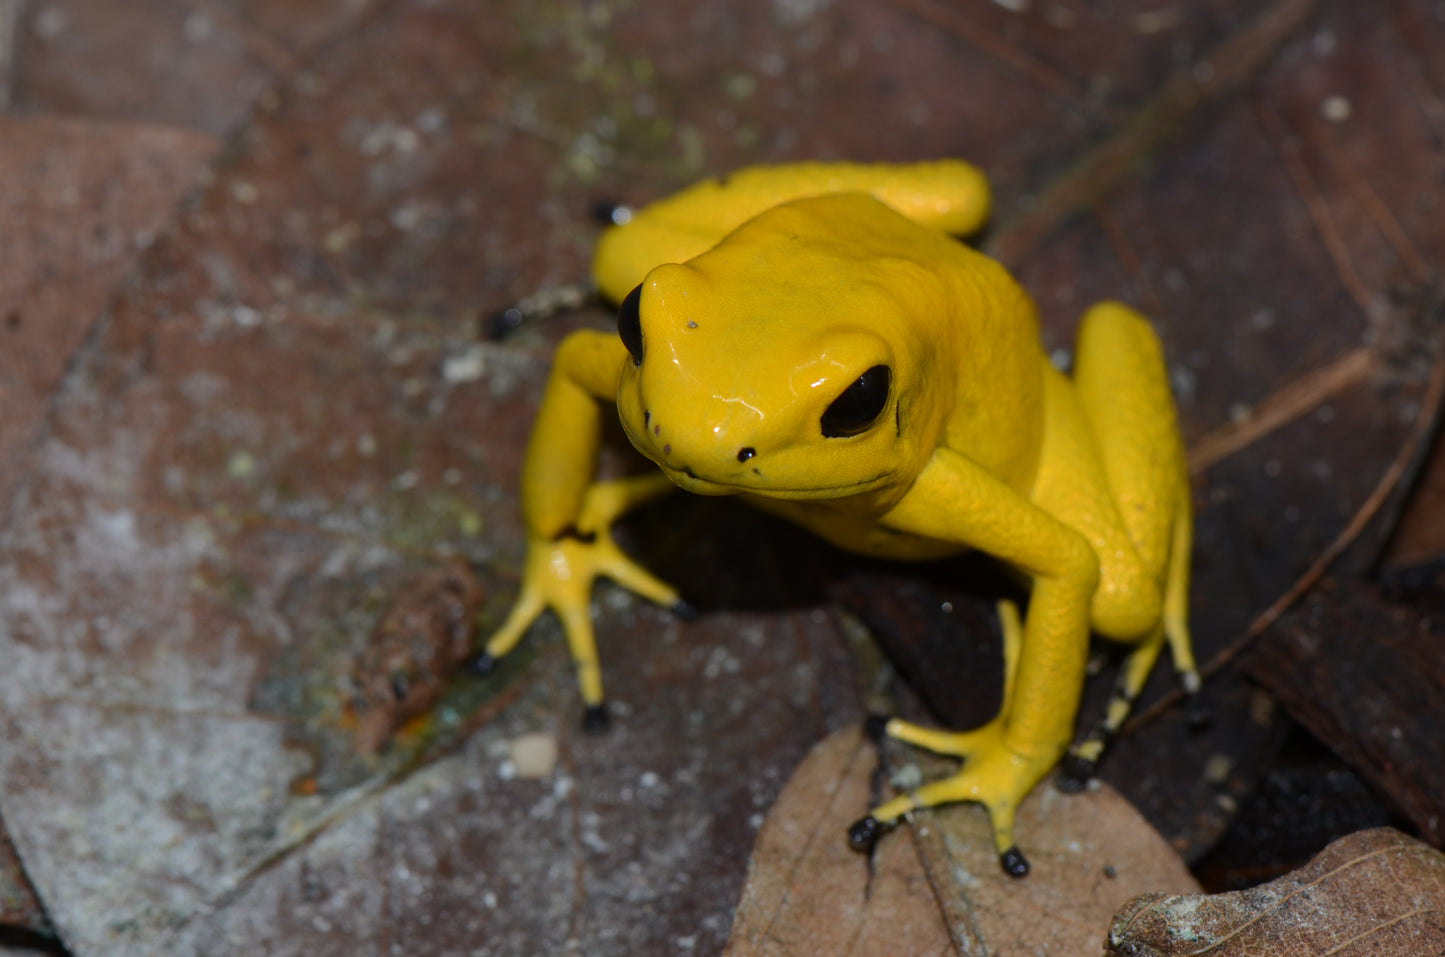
left=725, top=727, right=1199, bottom=956
left=1107, top=828, right=1445, bottom=956
left=723, top=726, right=953, bottom=957
left=349, top=561, right=484, bottom=753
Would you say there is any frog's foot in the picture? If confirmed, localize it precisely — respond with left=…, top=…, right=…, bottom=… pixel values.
left=850, top=722, right=1055, bottom=878
left=474, top=525, right=683, bottom=730
left=583, top=703, right=612, bottom=733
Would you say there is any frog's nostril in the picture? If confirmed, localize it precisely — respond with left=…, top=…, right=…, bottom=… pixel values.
left=737, top=447, right=756, bottom=462
left=644, top=410, right=650, bottom=428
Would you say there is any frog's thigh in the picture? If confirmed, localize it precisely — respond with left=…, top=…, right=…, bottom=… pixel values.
left=1031, top=375, right=1161, bottom=642
left=1070, top=302, right=1187, bottom=579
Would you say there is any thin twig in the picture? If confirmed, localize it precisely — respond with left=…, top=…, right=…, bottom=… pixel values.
left=987, top=0, right=1322, bottom=267
left=1308, top=122, right=1431, bottom=281
left=1187, top=348, right=1375, bottom=474
left=1257, top=98, right=1377, bottom=318
left=881, top=0, right=1108, bottom=117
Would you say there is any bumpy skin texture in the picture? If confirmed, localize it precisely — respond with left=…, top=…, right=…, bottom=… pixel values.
left=483, top=161, right=1198, bottom=871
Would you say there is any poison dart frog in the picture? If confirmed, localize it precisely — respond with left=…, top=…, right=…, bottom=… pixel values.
left=473, top=161, right=1200, bottom=877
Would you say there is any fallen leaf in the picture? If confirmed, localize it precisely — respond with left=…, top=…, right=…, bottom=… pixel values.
left=1107, top=828, right=1445, bottom=956
left=723, top=726, right=954, bottom=957
left=726, top=727, right=1199, bottom=956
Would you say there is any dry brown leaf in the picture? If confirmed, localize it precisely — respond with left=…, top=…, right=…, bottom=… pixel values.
left=723, top=727, right=954, bottom=957
left=1107, top=828, right=1445, bottom=956
left=725, top=727, right=1199, bottom=956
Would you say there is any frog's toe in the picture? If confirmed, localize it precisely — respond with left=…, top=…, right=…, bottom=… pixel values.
left=881, top=715, right=1004, bottom=758
left=863, top=712, right=892, bottom=743
left=1055, top=752, right=1095, bottom=793
left=670, top=598, right=699, bottom=621
left=465, top=651, right=499, bottom=676
left=847, top=814, right=890, bottom=852
left=1184, top=695, right=1211, bottom=732
left=582, top=702, right=612, bottom=734
left=999, top=846, right=1030, bottom=878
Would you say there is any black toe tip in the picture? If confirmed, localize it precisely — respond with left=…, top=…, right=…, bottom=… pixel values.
left=1000, top=846, right=1030, bottom=878
left=1186, top=706, right=1212, bottom=732
left=670, top=599, right=699, bottom=622
left=482, top=308, right=525, bottom=341
left=591, top=200, right=627, bottom=225
left=465, top=652, right=498, bottom=676
left=582, top=703, right=611, bottom=734
left=1055, top=754, right=1094, bottom=793
left=847, top=815, right=885, bottom=852
left=863, top=713, right=892, bottom=743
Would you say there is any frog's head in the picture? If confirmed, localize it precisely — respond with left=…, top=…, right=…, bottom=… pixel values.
left=612, top=193, right=957, bottom=501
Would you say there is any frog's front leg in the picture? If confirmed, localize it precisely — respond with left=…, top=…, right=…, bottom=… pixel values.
left=471, top=330, right=684, bottom=730
left=848, top=449, right=1098, bottom=877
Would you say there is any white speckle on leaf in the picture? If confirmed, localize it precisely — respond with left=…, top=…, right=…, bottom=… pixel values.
left=510, top=732, right=559, bottom=779
left=1130, top=7, right=1182, bottom=34
left=230, top=181, right=259, bottom=205
left=772, top=0, right=832, bottom=23
left=226, top=451, right=256, bottom=479
left=389, top=202, right=423, bottom=231
left=393, top=127, right=420, bottom=153
left=325, top=222, right=361, bottom=252
left=183, top=12, right=212, bottom=41
left=442, top=347, right=486, bottom=383
left=1321, top=95, right=1352, bottom=122
left=33, top=6, right=67, bottom=38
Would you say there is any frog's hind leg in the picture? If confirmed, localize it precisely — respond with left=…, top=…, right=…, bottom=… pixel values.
left=1060, top=302, right=1201, bottom=787
left=1056, top=622, right=1164, bottom=790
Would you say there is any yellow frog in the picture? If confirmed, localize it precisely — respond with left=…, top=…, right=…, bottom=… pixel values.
left=474, top=161, right=1200, bottom=876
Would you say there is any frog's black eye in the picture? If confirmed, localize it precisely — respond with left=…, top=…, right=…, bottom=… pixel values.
left=821, top=365, right=891, bottom=438
left=617, top=284, right=644, bottom=366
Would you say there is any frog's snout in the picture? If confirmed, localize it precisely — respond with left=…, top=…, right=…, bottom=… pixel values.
left=631, top=408, right=761, bottom=489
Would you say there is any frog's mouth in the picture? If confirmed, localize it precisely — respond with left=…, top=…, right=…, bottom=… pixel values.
left=656, top=461, right=893, bottom=499
left=620, top=407, right=894, bottom=499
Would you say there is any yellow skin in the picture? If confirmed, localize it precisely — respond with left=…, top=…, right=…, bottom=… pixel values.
left=481, top=161, right=1199, bottom=876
